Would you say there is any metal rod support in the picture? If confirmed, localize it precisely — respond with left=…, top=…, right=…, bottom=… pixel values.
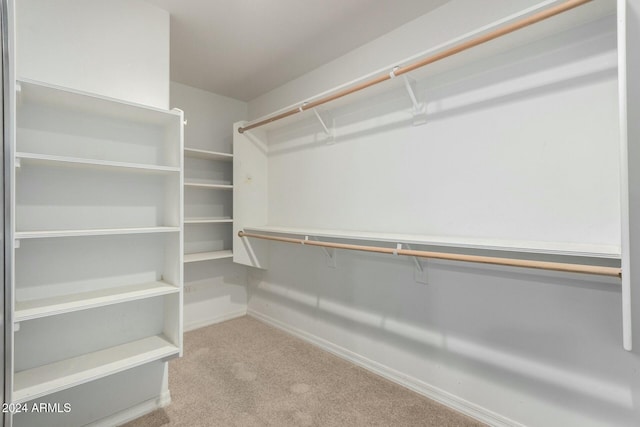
left=312, top=108, right=332, bottom=137
left=402, top=76, right=421, bottom=111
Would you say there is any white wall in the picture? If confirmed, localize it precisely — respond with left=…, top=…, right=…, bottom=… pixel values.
left=171, top=82, right=248, bottom=330
left=243, top=1, right=640, bottom=426
left=16, top=0, right=169, bottom=109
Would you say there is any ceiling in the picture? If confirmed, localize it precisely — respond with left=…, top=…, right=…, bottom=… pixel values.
left=144, top=0, right=449, bottom=101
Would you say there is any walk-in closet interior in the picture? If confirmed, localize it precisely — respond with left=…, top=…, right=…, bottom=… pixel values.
left=2, top=0, right=639, bottom=426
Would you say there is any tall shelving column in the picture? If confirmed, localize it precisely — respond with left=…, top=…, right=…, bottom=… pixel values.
left=183, top=147, right=234, bottom=263
left=8, top=79, right=184, bottom=414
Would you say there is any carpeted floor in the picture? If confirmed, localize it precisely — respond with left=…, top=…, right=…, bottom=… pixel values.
left=123, top=316, right=484, bottom=427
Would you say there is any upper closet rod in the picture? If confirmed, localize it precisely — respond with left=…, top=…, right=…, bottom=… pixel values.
left=238, top=0, right=591, bottom=134
left=238, top=231, right=621, bottom=278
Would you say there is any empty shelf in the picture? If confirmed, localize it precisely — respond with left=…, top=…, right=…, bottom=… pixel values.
left=184, top=217, right=233, bottom=224
left=17, top=78, right=182, bottom=126
left=184, top=250, right=233, bottom=263
left=13, top=335, right=179, bottom=403
left=184, top=148, right=233, bottom=161
left=184, top=182, right=233, bottom=190
left=16, top=152, right=180, bottom=173
left=15, top=226, right=181, bottom=240
left=15, top=281, right=180, bottom=322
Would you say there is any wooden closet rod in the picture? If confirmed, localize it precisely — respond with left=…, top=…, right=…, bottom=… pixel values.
left=238, top=231, right=622, bottom=278
left=238, top=0, right=591, bottom=134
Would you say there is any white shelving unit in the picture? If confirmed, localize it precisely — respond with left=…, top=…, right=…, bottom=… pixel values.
left=184, top=146, right=234, bottom=263
left=8, top=79, right=184, bottom=405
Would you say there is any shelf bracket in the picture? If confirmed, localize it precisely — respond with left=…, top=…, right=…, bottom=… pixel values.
left=14, top=322, right=20, bottom=332
left=311, top=108, right=334, bottom=143
left=310, top=236, right=337, bottom=268
left=402, top=76, right=427, bottom=126
left=406, top=244, right=428, bottom=284
left=15, top=158, right=20, bottom=169
left=14, top=239, right=20, bottom=249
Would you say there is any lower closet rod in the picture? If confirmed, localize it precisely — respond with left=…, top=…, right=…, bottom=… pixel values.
left=238, top=231, right=621, bottom=278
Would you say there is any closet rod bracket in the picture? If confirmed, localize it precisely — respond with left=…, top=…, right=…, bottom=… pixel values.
left=406, top=244, right=428, bottom=284
left=310, top=236, right=337, bottom=268
left=401, top=75, right=427, bottom=126
left=311, top=108, right=334, bottom=143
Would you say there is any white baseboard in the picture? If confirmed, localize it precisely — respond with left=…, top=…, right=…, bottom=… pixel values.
left=184, top=308, right=247, bottom=332
left=248, top=309, right=524, bottom=427
left=88, top=390, right=171, bottom=427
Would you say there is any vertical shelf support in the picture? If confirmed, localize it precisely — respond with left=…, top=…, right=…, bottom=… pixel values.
left=618, top=0, right=632, bottom=351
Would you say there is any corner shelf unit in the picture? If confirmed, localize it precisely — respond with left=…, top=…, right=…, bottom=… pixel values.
left=8, top=78, right=184, bottom=405
left=184, top=147, right=234, bottom=263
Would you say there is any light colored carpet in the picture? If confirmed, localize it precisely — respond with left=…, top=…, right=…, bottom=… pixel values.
left=123, top=316, right=484, bottom=427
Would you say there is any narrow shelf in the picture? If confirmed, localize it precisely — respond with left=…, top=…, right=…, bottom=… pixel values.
left=15, top=226, right=180, bottom=240
left=16, top=152, right=180, bottom=174
left=17, top=78, right=182, bottom=125
left=184, top=148, right=233, bottom=161
left=243, top=225, right=622, bottom=260
left=184, top=250, right=233, bottom=263
left=184, top=217, right=233, bottom=224
left=13, top=335, right=179, bottom=404
left=184, top=182, right=233, bottom=190
left=15, top=281, right=180, bottom=322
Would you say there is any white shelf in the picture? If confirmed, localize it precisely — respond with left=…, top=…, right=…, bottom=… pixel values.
left=184, top=182, right=233, bottom=190
left=17, top=78, right=181, bottom=125
left=184, top=250, right=233, bottom=263
left=15, top=226, right=180, bottom=240
left=16, top=152, right=180, bottom=174
left=244, top=0, right=616, bottom=133
left=15, top=281, right=180, bottom=322
left=12, top=335, right=179, bottom=404
left=243, top=225, right=622, bottom=260
left=184, top=148, right=233, bottom=161
left=184, top=217, right=233, bottom=224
